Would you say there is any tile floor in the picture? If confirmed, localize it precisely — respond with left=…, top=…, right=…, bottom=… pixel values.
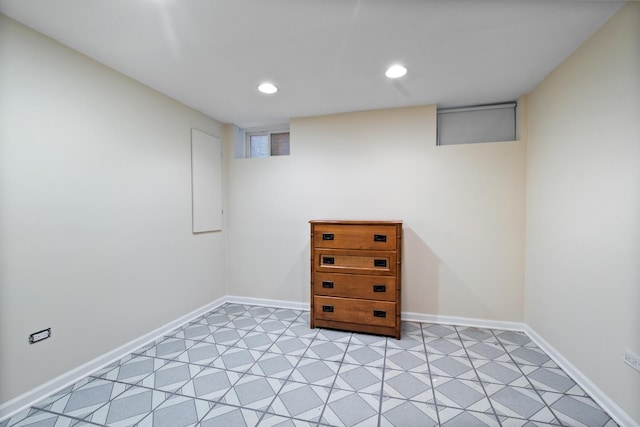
left=1, top=303, right=617, bottom=427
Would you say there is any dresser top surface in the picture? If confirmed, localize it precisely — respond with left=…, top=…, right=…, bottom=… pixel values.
left=309, top=219, right=403, bottom=225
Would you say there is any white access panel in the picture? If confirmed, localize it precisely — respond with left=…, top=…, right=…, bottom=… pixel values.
left=191, top=129, right=222, bottom=232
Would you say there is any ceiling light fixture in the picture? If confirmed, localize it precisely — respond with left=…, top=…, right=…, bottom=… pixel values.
left=385, top=65, right=407, bottom=79
left=258, top=82, right=278, bottom=94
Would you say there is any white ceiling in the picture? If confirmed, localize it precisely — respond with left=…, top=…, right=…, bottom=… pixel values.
left=0, top=0, right=624, bottom=128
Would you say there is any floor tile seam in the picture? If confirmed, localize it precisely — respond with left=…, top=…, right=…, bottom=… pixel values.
left=491, top=328, right=565, bottom=426
left=132, top=389, right=207, bottom=427
left=199, top=397, right=270, bottom=426
left=34, top=376, right=139, bottom=425
left=17, top=406, right=107, bottom=427
left=453, top=325, right=503, bottom=427
left=472, top=376, right=586, bottom=399
left=495, top=413, right=565, bottom=426
left=86, top=374, right=169, bottom=393
left=419, top=323, right=443, bottom=426
left=374, top=337, right=387, bottom=427
left=220, top=321, right=312, bottom=425
left=238, top=333, right=310, bottom=424
left=314, top=333, right=354, bottom=426
left=226, top=315, right=307, bottom=376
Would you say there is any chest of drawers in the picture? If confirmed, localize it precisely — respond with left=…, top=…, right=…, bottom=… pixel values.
left=309, top=220, right=402, bottom=339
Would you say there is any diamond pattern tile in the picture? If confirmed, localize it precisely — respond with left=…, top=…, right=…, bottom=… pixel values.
left=350, top=332, right=387, bottom=347
left=386, top=334, right=425, bottom=351
left=177, top=366, right=241, bottom=401
left=96, top=355, right=163, bottom=385
left=250, top=353, right=299, bottom=379
left=255, top=319, right=290, bottom=335
left=138, top=361, right=202, bottom=392
left=211, top=347, right=262, bottom=373
left=44, top=378, right=127, bottom=419
left=541, top=392, right=615, bottom=427
left=472, top=359, right=530, bottom=387
left=457, top=326, right=498, bottom=343
left=424, top=337, right=466, bottom=356
left=283, top=323, right=318, bottom=339
left=227, top=315, right=261, bottom=331
left=235, top=331, right=279, bottom=351
left=433, top=377, right=492, bottom=412
left=315, top=329, right=352, bottom=343
left=206, top=327, right=245, bottom=346
left=136, top=394, right=212, bottom=427
left=486, top=384, right=558, bottom=423
left=495, top=330, right=535, bottom=347
left=333, top=364, right=383, bottom=394
left=520, top=365, right=586, bottom=395
left=199, top=403, right=262, bottom=426
left=172, top=341, right=226, bottom=366
left=464, top=341, right=511, bottom=361
left=422, top=323, right=458, bottom=339
left=380, top=399, right=439, bottom=427
left=428, top=354, right=478, bottom=380
left=288, top=358, right=339, bottom=387
left=86, top=385, right=168, bottom=426
left=343, top=344, right=386, bottom=367
left=383, top=369, right=434, bottom=401
left=5, top=303, right=617, bottom=427
left=322, top=389, right=380, bottom=426
left=7, top=409, right=98, bottom=426
left=507, top=345, right=558, bottom=368
left=222, top=374, right=283, bottom=410
left=438, top=406, right=501, bottom=426
left=305, top=340, right=347, bottom=361
left=385, top=348, right=429, bottom=372
left=270, top=336, right=312, bottom=356
left=268, top=382, right=328, bottom=423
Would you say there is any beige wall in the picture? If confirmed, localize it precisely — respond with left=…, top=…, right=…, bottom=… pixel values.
left=0, top=16, right=226, bottom=404
left=525, top=2, right=640, bottom=422
left=225, top=105, right=526, bottom=322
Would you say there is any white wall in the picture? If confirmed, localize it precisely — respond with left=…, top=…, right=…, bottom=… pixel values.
left=225, top=105, right=526, bottom=322
left=0, top=16, right=226, bottom=404
left=525, top=2, right=640, bottom=423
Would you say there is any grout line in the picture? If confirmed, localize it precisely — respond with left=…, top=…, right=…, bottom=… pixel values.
left=420, top=322, right=443, bottom=426
left=454, top=326, right=503, bottom=427
left=492, top=330, right=565, bottom=426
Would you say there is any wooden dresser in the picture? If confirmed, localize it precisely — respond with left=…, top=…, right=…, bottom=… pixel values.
left=309, top=220, right=402, bottom=339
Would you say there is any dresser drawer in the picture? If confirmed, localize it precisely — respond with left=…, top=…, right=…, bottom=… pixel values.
left=313, top=224, right=398, bottom=251
left=314, top=249, right=397, bottom=276
left=314, top=296, right=396, bottom=328
left=313, top=272, right=396, bottom=301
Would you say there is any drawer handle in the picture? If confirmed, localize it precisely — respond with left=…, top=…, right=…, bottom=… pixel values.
left=374, top=259, right=387, bottom=268
left=373, top=234, right=387, bottom=242
left=322, top=305, right=334, bottom=312
left=373, top=285, right=386, bottom=292
left=322, top=233, right=334, bottom=240
left=373, top=310, right=386, bottom=318
left=323, top=257, right=335, bottom=265
left=322, top=281, right=334, bottom=289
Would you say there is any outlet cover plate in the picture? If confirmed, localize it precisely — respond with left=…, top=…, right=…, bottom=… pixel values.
left=29, top=328, right=51, bottom=344
left=623, top=347, right=640, bottom=373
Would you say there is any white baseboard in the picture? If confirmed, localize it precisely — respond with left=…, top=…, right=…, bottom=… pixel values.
left=225, top=295, right=310, bottom=312
left=0, top=297, right=227, bottom=422
left=524, top=325, right=639, bottom=427
left=402, top=310, right=525, bottom=332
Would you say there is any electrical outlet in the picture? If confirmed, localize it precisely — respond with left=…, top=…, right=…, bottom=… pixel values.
left=29, top=328, right=51, bottom=344
left=623, top=348, right=640, bottom=373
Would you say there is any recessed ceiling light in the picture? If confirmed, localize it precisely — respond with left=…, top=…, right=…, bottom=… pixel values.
left=385, top=65, right=407, bottom=79
left=258, top=82, right=278, bottom=94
